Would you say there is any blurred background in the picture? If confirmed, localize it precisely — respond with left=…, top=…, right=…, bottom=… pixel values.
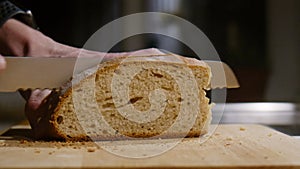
left=0, top=0, right=299, bottom=134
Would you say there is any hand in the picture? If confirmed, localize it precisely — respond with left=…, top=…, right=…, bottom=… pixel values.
left=0, top=19, right=165, bottom=128
left=0, top=54, right=6, bottom=72
left=22, top=47, right=166, bottom=111
left=0, top=19, right=129, bottom=59
left=22, top=48, right=165, bottom=129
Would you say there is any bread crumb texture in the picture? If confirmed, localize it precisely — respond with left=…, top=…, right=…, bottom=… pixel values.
left=27, top=55, right=212, bottom=141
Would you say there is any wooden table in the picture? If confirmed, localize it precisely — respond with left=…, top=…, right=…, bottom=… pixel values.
left=0, top=124, right=299, bottom=168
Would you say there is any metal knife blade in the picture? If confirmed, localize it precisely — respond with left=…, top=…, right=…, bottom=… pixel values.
left=0, top=57, right=101, bottom=92
left=204, top=61, right=240, bottom=89
left=0, top=56, right=239, bottom=92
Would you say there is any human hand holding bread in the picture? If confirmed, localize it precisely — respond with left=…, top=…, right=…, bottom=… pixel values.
left=0, top=18, right=165, bottom=127
left=22, top=48, right=165, bottom=128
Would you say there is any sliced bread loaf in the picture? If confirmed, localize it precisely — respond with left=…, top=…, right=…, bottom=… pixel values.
left=27, top=54, right=212, bottom=141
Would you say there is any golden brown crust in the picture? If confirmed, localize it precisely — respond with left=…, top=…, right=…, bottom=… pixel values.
left=29, top=90, right=64, bottom=140
left=26, top=54, right=211, bottom=141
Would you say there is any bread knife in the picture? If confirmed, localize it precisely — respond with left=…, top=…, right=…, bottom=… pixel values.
left=0, top=57, right=239, bottom=92
left=204, top=60, right=240, bottom=89
left=0, top=57, right=101, bottom=92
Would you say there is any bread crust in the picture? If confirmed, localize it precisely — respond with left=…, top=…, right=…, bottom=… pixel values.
left=26, top=54, right=211, bottom=141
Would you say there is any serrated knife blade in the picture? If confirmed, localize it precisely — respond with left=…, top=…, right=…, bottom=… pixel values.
left=0, top=56, right=239, bottom=92
left=0, top=57, right=101, bottom=92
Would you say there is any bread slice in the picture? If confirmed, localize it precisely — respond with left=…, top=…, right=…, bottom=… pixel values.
left=27, top=54, right=212, bottom=141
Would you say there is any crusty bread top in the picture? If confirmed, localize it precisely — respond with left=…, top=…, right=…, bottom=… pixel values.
left=27, top=54, right=212, bottom=140
left=116, top=54, right=209, bottom=67
left=60, top=54, right=211, bottom=94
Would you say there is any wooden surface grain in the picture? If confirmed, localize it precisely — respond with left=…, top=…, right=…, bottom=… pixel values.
left=0, top=124, right=299, bottom=169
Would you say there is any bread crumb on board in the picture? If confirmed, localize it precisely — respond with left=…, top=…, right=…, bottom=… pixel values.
left=239, top=127, right=246, bottom=131
left=34, top=149, right=41, bottom=153
left=20, top=139, right=28, bottom=144
left=87, top=147, right=97, bottom=152
left=224, top=143, right=231, bottom=147
left=12, top=140, right=99, bottom=153
left=225, top=137, right=233, bottom=141
left=214, top=133, right=221, bottom=136
left=2, top=139, right=100, bottom=154
left=48, top=151, right=55, bottom=155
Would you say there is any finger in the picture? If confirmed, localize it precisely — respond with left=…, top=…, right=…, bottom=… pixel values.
left=101, top=48, right=166, bottom=59
left=0, top=55, right=6, bottom=72
left=78, top=49, right=127, bottom=60
left=18, top=89, right=32, bottom=101
left=56, top=47, right=165, bottom=61
left=96, top=48, right=166, bottom=61
left=27, top=89, right=52, bottom=111
left=24, top=89, right=52, bottom=129
left=128, top=48, right=165, bottom=56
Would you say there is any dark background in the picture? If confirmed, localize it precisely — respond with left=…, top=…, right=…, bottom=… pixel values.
left=6, top=0, right=300, bottom=103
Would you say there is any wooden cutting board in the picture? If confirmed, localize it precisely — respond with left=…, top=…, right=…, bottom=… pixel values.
left=0, top=123, right=299, bottom=169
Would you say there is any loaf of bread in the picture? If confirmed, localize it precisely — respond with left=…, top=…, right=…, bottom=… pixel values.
left=27, top=54, right=212, bottom=141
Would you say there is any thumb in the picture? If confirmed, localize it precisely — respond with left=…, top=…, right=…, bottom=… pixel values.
left=0, top=55, right=6, bottom=72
